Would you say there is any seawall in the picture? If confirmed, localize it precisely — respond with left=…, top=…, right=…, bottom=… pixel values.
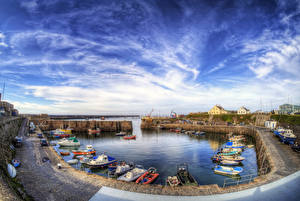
left=32, top=120, right=133, bottom=132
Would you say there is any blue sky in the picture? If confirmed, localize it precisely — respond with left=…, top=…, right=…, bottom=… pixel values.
left=0, top=0, right=300, bottom=115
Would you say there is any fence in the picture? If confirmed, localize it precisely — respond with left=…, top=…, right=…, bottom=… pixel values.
left=223, top=167, right=269, bottom=188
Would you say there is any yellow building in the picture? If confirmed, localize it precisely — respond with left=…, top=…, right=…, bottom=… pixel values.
left=208, top=105, right=228, bottom=115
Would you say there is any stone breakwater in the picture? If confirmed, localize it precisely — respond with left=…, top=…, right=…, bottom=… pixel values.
left=32, top=120, right=133, bottom=132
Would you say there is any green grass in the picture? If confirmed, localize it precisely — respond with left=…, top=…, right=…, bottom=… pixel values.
left=271, top=114, right=300, bottom=125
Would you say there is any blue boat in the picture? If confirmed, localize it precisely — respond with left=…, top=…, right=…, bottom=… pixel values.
left=274, top=127, right=285, bottom=137
left=224, top=141, right=245, bottom=149
left=278, top=129, right=297, bottom=144
left=86, top=153, right=116, bottom=169
left=214, top=165, right=243, bottom=176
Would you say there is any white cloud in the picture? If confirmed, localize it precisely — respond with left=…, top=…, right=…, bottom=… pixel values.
left=0, top=32, right=8, bottom=47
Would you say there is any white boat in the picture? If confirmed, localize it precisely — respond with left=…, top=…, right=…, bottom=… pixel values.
left=115, top=132, right=127, bottom=136
left=67, top=159, right=79, bottom=164
left=58, top=137, right=80, bottom=147
left=7, top=164, right=16, bottom=178
left=220, top=160, right=240, bottom=166
left=221, top=147, right=243, bottom=154
left=214, top=165, right=243, bottom=175
left=86, top=153, right=116, bottom=168
left=117, top=165, right=146, bottom=182
left=115, top=162, right=134, bottom=176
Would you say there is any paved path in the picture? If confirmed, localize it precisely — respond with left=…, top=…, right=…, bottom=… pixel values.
left=15, top=125, right=101, bottom=201
left=90, top=171, right=300, bottom=201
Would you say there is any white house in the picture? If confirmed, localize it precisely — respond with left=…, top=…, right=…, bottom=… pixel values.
left=265, top=120, right=277, bottom=130
left=237, top=106, right=250, bottom=114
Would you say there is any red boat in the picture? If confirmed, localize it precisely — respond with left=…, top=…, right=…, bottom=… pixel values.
left=88, top=128, right=101, bottom=135
left=60, top=151, right=70, bottom=156
left=54, top=134, right=70, bottom=138
left=123, top=135, right=136, bottom=140
left=136, top=167, right=159, bottom=184
left=72, top=145, right=96, bottom=155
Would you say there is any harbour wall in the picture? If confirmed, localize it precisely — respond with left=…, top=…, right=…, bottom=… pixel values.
left=162, top=124, right=273, bottom=175
left=0, top=117, right=30, bottom=201
left=33, top=120, right=133, bottom=132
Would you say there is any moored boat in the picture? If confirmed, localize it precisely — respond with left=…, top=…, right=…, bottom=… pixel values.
left=67, top=159, right=78, bottom=164
left=212, top=154, right=245, bottom=162
left=86, top=153, right=116, bottom=169
left=220, top=160, right=240, bottom=166
left=136, top=167, right=159, bottom=184
left=54, top=130, right=70, bottom=138
left=115, top=131, right=127, bottom=136
left=60, top=151, right=70, bottom=156
left=123, top=135, right=136, bottom=140
left=176, top=163, right=198, bottom=186
left=88, top=128, right=101, bottom=135
left=117, top=165, right=146, bottom=182
left=72, top=145, right=96, bottom=155
left=214, top=165, right=243, bottom=176
left=166, top=176, right=181, bottom=187
left=58, top=137, right=80, bottom=147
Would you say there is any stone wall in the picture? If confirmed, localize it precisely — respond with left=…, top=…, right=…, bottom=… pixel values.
left=162, top=124, right=272, bottom=175
left=33, top=120, right=133, bottom=132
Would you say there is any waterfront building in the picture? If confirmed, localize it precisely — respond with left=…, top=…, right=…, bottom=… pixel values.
left=237, top=106, right=251, bottom=115
left=279, top=104, right=300, bottom=114
left=265, top=120, right=277, bottom=130
left=208, top=105, right=228, bottom=115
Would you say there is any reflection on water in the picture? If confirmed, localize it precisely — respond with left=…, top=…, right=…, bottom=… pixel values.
left=54, top=117, right=257, bottom=186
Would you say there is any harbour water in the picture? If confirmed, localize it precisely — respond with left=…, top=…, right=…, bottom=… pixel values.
left=54, top=117, right=258, bottom=186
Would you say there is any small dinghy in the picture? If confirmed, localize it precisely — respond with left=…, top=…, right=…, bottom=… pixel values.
left=123, top=135, right=136, bottom=140
left=224, top=141, right=245, bottom=149
left=166, top=176, right=181, bottom=187
left=194, top=131, right=205, bottom=136
left=214, top=165, right=243, bottom=176
left=116, top=132, right=127, bottom=136
left=176, top=163, right=198, bottom=186
left=220, top=160, right=240, bottom=166
left=60, top=151, right=70, bottom=156
left=212, top=154, right=245, bottom=162
left=117, top=165, right=146, bottom=182
left=12, top=159, right=20, bottom=168
left=136, top=167, right=159, bottom=184
left=67, top=159, right=78, bottom=164
left=88, top=128, right=101, bottom=135
left=58, top=137, right=80, bottom=147
left=86, top=153, right=116, bottom=169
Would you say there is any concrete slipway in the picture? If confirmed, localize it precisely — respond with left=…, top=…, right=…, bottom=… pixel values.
left=90, top=170, right=300, bottom=201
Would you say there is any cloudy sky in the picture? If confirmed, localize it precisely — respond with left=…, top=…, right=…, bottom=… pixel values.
left=0, top=0, right=300, bottom=115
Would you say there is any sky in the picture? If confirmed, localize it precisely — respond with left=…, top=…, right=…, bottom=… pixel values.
left=0, top=0, right=300, bottom=115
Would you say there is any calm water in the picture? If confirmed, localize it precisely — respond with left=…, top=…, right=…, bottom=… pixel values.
left=54, top=117, right=258, bottom=186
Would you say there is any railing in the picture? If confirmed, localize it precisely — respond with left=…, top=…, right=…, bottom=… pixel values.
left=223, top=167, right=269, bottom=188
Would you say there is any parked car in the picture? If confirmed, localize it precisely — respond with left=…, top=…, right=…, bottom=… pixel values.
left=40, top=139, right=48, bottom=146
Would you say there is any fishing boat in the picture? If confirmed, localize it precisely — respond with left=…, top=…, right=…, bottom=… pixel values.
left=67, top=159, right=78, bottom=164
left=166, top=176, right=181, bottom=187
left=279, top=129, right=297, bottom=144
left=221, top=147, right=243, bottom=154
left=115, top=132, right=127, bottom=136
left=123, top=135, right=136, bottom=140
left=88, top=128, right=101, bottom=135
left=220, top=160, right=240, bottom=166
left=54, top=130, right=70, bottom=138
left=176, top=163, right=198, bottom=186
left=58, top=137, right=80, bottom=147
left=194, top=131, right=205, bottom=136
left=72, top=145, right=96, bottom=155
left=212, top=154, right=245, bottom=162
left=214, top=165, right=243, bottom=176
left=117, top=165, right=146, bottom=182
left=60, top=128, right=72, bottom=135
left=136, top=167, right=159, bottom=184
left=224, top=141, right=245, bottom=149
left=274, top=127, right=285, bottom=137
left=86, top=153, right=116, bottom=169
left=12, top=159, right=20, bottom=168
left=60, top=151, right=70, bottom=156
